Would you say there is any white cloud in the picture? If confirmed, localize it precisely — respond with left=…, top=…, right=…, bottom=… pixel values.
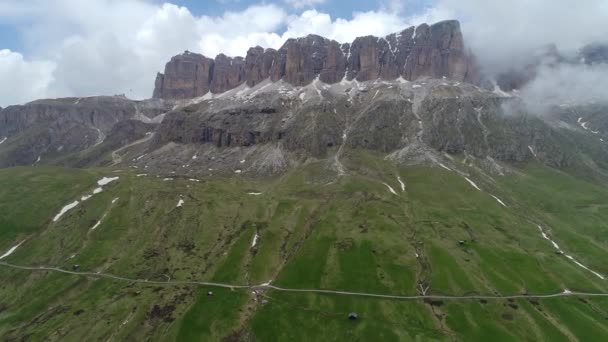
left=0, top=0, right=430, bottom=106
left=429, top=0, right=608, bottom=74
left=0, top=49, right=54, bottom=107
left=282, top=10, right=408, bottom=42
left=284, top=0, right=326, bottom=9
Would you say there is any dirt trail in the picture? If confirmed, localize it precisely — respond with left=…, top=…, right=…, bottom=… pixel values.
left=2, top=261, right=607, bottom=301
left=111, top=133, right=155, bottom=165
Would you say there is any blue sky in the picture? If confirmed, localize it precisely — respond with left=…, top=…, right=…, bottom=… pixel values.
left=170, top=0, right=381, bottom=17
left=162, top=0, right=421, bottom=17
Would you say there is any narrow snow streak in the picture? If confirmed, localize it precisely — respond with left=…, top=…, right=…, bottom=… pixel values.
left=464, top=177, right=481, bottom=191
left=0, top=137, right=7, bottom=145
left=251, top=233, right=259, bottom=248
left=97, top=177, right=119, bottom=186
left=397, top=176, right=405, bottom=191
left=383, top=183, right=398, bottom=195
left=528, top=145, right=538, bottom=158
left=248, top=192, right=262, bottom=196
left=491, top=195, right=507, bottom=207
left=537, top=225, right=605, bottom=280
left=565, top=255, right=605, bottom=280
left=438, top=163, right=452, bottom=171
left=0, top=241, right=25, bottom=259
left=91, top=213, right=107, bottom=231
left=53, top=201, right=79, bottom=222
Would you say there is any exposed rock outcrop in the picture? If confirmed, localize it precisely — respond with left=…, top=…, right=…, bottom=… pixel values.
left=0, top=96, right=170, bottom=167
left=153, top=52, right=214, bottom=99
left=142, top=78, right=608, bottom=178
left=153, top=20, right=481, bottom=99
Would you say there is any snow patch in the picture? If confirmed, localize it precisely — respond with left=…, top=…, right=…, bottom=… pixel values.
left=136, top=174, right=147, bottom=177
left=464, top=177, right=481, bottom=191
left=537, top=225, right=604, bottom=279
left=112, top=197, right=119, bottom=204
left=91, top=214, right=107, bottom=230
left=251, top=233, right=259, bottom=248
left=490, top=195, right=507, bottom=207
left=53, top=201, right=79, bottom=222
left=234, top=170, right=242, bottom=174
left=492, top=82, right=512, bottom=97
left=248, top=192, right=262, bottom=196
left=538, top=225, right=561, bottom=250
left=97, top=177, right=119, bottom=186
left=176, top=198, right=184, bottom=207
left=528, top=145, right=538, bottom=158
left=382, top=182, right=398, bottom=195
left=189, top=178, right=200, bottom=182
left=163, top=178, right=173, bottom=181
left=564, top=255, right=605, bottom=279
left=397, top=176, right=405, bottom=191
left=438, top=163, right=452, bottom=171
left=0, top=137, right=6, bottom=145
left=81, top=194, right=92, bottom=201
left=0, top=240, right=25, bottom=260
left=93, top=187, right=103, bottom=194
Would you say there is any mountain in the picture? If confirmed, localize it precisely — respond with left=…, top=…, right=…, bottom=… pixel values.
left=2, top=19, right=608, bottom=341
left=0, top=96, right=171, bottom=168
left=153, top=20, right=482, bottom=100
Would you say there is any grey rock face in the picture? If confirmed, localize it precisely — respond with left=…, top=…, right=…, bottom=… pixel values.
left=0, top=96, right=171, bottom=167
left=144, top=78, right=605, bottom=177
left=153, top=52, right=214, bottom=99
left=153, top=20, right=481, bottom=100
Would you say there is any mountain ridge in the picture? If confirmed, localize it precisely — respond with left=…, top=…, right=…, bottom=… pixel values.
left=153, top=20, right=482, bottom=100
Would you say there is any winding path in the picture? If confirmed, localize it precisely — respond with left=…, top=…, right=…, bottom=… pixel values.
left=2, top=261, right=607, bottom=301
left=111, top=132, right=155, bottom=165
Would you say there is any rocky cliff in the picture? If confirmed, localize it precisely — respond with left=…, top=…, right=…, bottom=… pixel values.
left=0, top=96, right=171, bottom=167
left=139, top=77, right=608, bottom=178
left=153, top=20, right=481, bottom=100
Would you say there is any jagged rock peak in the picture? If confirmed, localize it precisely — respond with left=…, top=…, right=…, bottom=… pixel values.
left=153, top=19, right=481, bottom=99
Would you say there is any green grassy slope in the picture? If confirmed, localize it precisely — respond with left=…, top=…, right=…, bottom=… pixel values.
left=1, top=154, right=608, bottom=341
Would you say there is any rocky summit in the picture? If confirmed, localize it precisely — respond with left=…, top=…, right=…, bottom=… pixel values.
left=153, top=20, right=481, bottom=100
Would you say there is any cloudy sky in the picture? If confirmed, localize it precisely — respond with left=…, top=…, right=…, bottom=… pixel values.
left=0, top=0, right=607, bottom=107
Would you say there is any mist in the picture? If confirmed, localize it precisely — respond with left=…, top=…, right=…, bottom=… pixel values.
left=431, top=0, right=608, bottom=110
left=519, top=63, right=608, bottom=112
